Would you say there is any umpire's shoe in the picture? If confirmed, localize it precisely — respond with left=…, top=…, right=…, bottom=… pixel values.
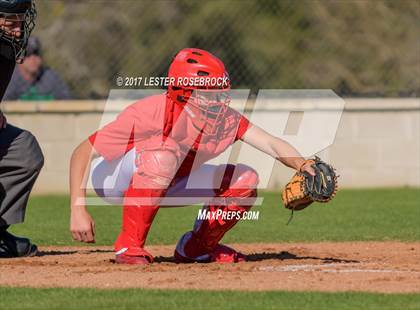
left=0, top=226, right=38, bottom=258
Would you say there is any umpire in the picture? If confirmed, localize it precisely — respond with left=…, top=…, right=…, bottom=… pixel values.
left=0, top=0, right=43, bottom=257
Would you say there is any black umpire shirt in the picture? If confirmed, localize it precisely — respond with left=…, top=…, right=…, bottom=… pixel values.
left=0, top=42, right=16, bottom=101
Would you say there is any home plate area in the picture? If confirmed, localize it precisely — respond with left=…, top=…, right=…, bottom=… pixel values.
left=0, top=242, right=418, bottom=293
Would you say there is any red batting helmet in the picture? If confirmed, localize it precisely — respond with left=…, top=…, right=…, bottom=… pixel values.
left=167, top=48, right=231, bottom=135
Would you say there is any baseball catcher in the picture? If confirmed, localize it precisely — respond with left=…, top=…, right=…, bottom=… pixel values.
left=70, top=48, right=331, bottom=264
left=0, top=0, right=43, bottom=258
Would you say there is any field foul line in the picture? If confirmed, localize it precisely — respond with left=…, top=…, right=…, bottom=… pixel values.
left=257, top=263, right=420, bottom=274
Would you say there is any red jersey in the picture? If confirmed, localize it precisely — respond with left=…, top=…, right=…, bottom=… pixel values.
left=89, top=93, right=250, bottom=176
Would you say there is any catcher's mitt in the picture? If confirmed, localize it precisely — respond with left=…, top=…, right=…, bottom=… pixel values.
left=282, top=157, right=338, bottom=212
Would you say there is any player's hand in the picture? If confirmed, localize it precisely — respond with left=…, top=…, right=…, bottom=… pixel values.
left=70, top=207, right=96, bottom=243
left=0, top=112, right=6, bottom=130
left=299, top=160, right=316, bottom=176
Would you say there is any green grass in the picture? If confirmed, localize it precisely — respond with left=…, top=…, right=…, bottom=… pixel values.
left=0, top=288, right=418, bottom=310
left=9, top=188, right=420, bottom=246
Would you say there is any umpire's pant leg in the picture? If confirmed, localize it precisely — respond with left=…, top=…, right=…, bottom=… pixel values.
left=0, top=124, right=44, bottom=226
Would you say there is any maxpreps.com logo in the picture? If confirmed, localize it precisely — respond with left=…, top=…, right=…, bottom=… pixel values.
left=197, top=208, right=260, bottom=221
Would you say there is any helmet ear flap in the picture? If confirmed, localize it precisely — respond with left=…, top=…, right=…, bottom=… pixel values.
left=169, top=86, right=193, bottom=105
left=181, top=90, right=195, bottom=105
left=177, top=95, right=186, bottom=103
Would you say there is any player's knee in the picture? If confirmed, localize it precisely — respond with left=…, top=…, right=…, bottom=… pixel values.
left=231, top=164, right=259, bottom=191
left=140, top=150, right=178, bottom=183
left=135, top=137, right=180, bottom=187
left=19, top=131, right=44, bottom=175
left=214, top=164, right=259, bottom=198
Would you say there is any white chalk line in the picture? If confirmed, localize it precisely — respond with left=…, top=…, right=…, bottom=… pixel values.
left=257, top=263, right=420, bottom=274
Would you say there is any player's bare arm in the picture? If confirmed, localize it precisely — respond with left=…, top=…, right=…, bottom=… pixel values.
left=69, top=139, right=99, bottom=243
left=241, top=124, right=337, bottom=212
left=241, top=124, right=316, bottom=176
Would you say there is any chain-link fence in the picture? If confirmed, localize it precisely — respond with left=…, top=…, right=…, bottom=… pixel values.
left=31, top=0, right=419, bottom=99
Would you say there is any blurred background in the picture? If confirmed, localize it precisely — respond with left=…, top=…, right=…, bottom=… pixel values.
left=31, top=0, right=419, bottom=99
left=3, top=0, right=419, bottom=192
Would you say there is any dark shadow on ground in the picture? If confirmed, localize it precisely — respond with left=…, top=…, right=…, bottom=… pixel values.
left=246, top=251, right=359, bottom=263
left=36, top=249, right=113, bottom=257
left=151, top=251, right=360, bottom=264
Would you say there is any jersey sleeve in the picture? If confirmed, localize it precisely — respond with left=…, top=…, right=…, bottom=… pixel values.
left=235, top=114, right=251, bottom=141
left=88, top=95, right=167, bottom=161
left=88, top=106, right=137, bottom=161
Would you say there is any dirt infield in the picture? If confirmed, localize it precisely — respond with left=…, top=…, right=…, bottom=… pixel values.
left=0, top=242, right=419, bottom=293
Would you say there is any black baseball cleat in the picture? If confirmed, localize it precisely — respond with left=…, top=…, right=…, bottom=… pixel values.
left=0, top=229, right=38, bottom=258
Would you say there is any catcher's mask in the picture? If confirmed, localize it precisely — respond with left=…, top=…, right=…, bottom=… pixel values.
left=168, top=48, right=231, bottom=135
left=0, top=0, right=36, bottom=63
